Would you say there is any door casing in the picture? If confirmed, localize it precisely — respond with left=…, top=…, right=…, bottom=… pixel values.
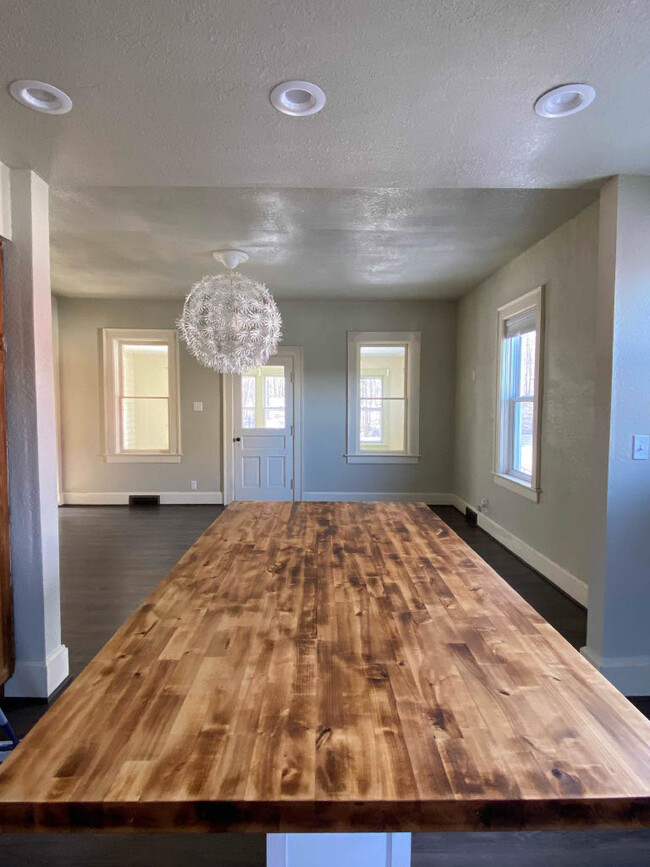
left=222, top=346, right=303, bottom=505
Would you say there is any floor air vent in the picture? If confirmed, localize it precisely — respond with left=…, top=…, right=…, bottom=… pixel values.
left=128, top=495, right=160, bottom=507
left=465, top=507, right=478, bottom=526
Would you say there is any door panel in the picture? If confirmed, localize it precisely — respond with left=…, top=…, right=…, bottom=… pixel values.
left=234, top=356, right=294, bottom=501
left=267, top=455, right=286, bottom=488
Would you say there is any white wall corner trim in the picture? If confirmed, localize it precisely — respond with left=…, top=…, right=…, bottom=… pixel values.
left=452, top=495, right=588, bottom=607
left=580, top=646, right=650, bottom=697
left=62, top=492, right=224, bottom=505
left=0, top=160, right=11, bottom=240
left=302, top=492, right=456, bottom=504
left=4, top=643, right=69, bottom=698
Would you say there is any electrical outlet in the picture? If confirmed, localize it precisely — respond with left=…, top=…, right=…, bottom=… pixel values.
left=480, top=497, right=489, bottom=512
left=632, top=435, right=649, bottom=460
left=190, top=480, right=197, bottom=490
left=193, top=401, right=203, bottom=412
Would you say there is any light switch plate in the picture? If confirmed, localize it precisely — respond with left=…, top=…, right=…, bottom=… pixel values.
left=632, top=434, right=649, bottom=460
left=193, top=401, right=203, bottom=412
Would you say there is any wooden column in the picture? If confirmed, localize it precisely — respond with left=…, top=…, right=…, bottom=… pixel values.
left=0, top=241, right=14, bottom=685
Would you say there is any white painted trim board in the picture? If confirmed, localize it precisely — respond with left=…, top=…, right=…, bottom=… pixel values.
left=581, top=646, right=650, bottom=697
left=303, top=492, right=456, bottom=504
left=451, top=494, right=588, bottom=607
left=267, top=833, right=411, bottom=867
left=4, top=643, right=69, bottom=698
left=62, top=492, right=223, bottom=506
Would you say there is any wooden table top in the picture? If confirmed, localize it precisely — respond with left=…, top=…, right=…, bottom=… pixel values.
left=1, top=501, right=649, bottom=833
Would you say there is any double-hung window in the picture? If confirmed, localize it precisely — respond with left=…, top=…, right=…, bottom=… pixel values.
left=102, top=329, right=181, bottom=462
left=494, top=287, right=544, bottom=500
left=347, top=332, right=420, bottom=464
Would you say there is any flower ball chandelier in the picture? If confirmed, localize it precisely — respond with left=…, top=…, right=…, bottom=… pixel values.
left=178, top=250, right=282, bottom=374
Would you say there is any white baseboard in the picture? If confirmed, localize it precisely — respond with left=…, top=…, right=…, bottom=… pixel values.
left=449, top=493, right=468, bottom=513
left=62, top=491, right=224, bottom=506
left=4, top=643, right=69, bottom=698
left=452, top=494, right=588, bottom=608
left=581, top=646, right=650, bottom=696
left=302, top=492, right=456, bottom=504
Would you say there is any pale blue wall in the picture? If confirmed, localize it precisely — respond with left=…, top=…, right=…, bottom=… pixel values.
left=587, top=176, right=650, bottom=686
left=57, top=297, right=457, bottom=499
left=279, top=299, right=457, bottom=496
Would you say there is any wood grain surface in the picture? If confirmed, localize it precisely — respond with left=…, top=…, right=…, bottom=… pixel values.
left=0, top=501, right=649, bottom=833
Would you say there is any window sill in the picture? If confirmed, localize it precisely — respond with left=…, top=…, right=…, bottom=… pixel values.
left=345, top=454, right=421, bottom=465
left=492, top=472, right=540, bottom=502
left=104, top=454, right=182, bottom=464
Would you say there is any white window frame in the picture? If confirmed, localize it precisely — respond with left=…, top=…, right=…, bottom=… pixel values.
left=102, top=328, right=181, bottom=463
left=493, top=286, right=544, bottom=501
left=346, top=331, right=420, bottom=465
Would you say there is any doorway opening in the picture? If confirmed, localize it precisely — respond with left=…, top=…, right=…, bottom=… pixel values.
left=222, top=347, right=303, bottom=503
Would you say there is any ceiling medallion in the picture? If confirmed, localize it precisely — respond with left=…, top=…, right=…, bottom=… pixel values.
left=177, top=251, right=282, bottom=374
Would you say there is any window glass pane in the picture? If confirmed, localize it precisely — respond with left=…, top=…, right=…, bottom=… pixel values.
left=265, top=375, right=285, bottom=408
left=264, top=409, right=285, bottom=428
left=518, top=331, right=536, bottom=396
left=360, top=399, right=405, bottom=451
left=360, top=401, right=383, bottom=443
left=513, top=400, right=534, bottom=477
left=122, top=344, right=169, bottom=397
left=360, top=346, right=405, bottom=398
left=240, top=365, right=286, bottom=429
left=241, top=376, right=256, bottom=408
left=360, top=376, right=383, bottom=399
left=122, top=398, right=169, bottom=451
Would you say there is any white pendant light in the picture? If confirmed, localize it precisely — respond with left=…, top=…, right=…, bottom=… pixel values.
left=177, top=251, right=282, bottom=374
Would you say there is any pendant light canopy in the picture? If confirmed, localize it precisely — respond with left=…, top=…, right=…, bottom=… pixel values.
left=177, top=252, right=282, bottom=374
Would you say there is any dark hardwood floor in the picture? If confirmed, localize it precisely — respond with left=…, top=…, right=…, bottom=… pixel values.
left=431, top=506, right=588, bottom=650
left=1, top=503, right=649, bottom=866
left=59, top=504, right=225, bottom=679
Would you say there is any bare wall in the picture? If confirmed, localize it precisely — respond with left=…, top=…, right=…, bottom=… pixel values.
left=454, top=202, right=600, bottom=590
left=58, top=297, right=457, bottom=500
left=280, top=300, right=457, bottom=497
left=57, top=298, right=221, bottom=496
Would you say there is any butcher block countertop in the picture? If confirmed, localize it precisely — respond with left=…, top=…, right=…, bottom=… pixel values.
left=0, top=501, right=649, bottom=833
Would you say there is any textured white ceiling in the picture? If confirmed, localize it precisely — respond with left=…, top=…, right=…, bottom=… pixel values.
left=0, top=0, right=649, bottom=188
left=50, top=186, right=597, bottom=299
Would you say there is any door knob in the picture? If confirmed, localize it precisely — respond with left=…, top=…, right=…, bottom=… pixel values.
left=233, top=437, right=241, bottom=442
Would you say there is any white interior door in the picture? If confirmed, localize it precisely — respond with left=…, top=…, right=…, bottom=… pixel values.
left=233, top=355, right=294, bottom=501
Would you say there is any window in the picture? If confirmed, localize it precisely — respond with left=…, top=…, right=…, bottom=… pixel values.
left=102, top=329, right=181, bottom=462
left=494, top=287, right=544, bottom=500
left=240, top=365, right=286, bottom=429
left=347, top=332, right=420, bottom=464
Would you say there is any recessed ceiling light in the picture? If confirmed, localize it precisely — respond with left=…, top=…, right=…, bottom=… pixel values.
left=534, top=83, right=595, bottom=118
left=9, top=79, right=72, bottom=114
left=270, top=80, right=326, bottom=116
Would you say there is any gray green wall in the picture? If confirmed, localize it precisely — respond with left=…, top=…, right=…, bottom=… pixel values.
left=454, top=201, right=600, bottom=592
left=57, top=298, right=222, bottom=496
left=584, top=176, right=650, bottom=693
left=57, top=297, right=457, bottom=500
left=280, top=300, right=457, bottom=497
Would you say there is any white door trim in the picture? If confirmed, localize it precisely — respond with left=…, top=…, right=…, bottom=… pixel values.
left=222, top=346, right=303, bottom=504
